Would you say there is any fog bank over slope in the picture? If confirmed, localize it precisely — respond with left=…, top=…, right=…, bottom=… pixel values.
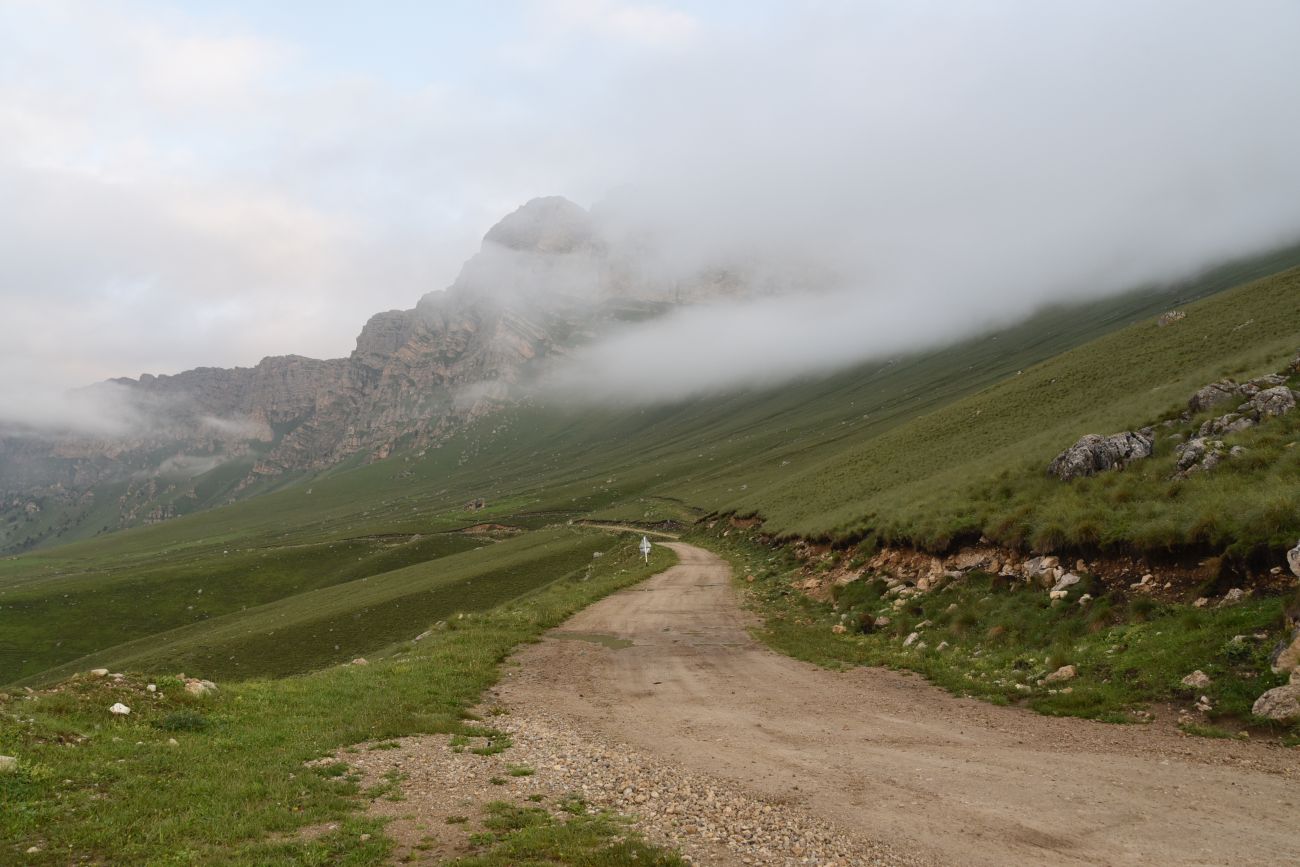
left=544, top=2, right=1300, bottom=401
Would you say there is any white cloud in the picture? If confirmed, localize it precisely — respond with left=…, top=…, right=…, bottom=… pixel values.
left=2, top=0, right=1299, bottom=423
left=540, top=0, right=698, bottom=47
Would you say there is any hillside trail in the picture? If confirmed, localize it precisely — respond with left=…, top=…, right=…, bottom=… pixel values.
left=496, top=542, right=1300, bottom=866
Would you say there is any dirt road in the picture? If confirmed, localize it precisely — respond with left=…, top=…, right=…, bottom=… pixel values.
left=499, top=542, right=1300, bottom=866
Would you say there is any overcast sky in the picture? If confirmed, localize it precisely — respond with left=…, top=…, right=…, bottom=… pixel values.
left=4, top=1, right=1300, bottom=411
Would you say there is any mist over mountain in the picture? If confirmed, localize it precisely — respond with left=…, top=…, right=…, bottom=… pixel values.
left=4, top=3, right=1300, bottom=416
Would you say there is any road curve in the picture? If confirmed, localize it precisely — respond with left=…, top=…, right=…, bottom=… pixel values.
left=499, top=542, right=1300, bottom=866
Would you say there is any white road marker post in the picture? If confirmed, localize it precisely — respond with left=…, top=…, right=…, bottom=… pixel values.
left=640, top=535, right=652, bottom=564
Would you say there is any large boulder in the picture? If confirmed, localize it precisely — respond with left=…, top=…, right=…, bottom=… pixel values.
left=1048, top=430, right=1154, bottom=481
left=1249, top=386, right=1297, bottom=418
left=1188, top=381, right=1239, bottom=414
left=1252, top=684, right=1300, bottom=722
left=1288, top=539, right=1300, bottom=578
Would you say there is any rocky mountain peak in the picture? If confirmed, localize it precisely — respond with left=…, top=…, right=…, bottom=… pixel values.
left=482, top=196, right=595, bottom=254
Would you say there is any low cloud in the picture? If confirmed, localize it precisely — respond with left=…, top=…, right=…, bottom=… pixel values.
left=2, top=2, right=1299, bottom=416
left=541, top=1, right=1300, bottom=401
left=0, top=381, right=151, bottom=439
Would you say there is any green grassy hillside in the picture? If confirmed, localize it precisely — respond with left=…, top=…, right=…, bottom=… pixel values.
left=727, top=264, right=1300, bottom=548
left=19, top=528, right=615, bottom=685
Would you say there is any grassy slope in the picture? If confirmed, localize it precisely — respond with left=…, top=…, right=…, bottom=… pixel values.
left=729, top=264, right=1300, bottom=546
left=1, top=533, right=487, bottom=683
left=0, top=533, right=676, bottom=865
left=19, top=529, right=617, bottom=685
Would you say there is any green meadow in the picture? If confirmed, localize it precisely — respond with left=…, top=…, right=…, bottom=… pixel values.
left=1, top=532, right=675, bottom=864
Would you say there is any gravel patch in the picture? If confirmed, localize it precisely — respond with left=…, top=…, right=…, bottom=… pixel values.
left=344, top=706, right=926, bottom=866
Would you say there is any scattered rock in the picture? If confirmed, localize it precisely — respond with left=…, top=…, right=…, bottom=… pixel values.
left=1181, top=670, right=1211, bottom=689
left=88, top=668, right=109, bottom=677
left=1219, top=588, right=1248, bottom=607
left=1252, top=684, right=1300, bottom=722
left=1197, top=413, right=1256, bottom=439
left=184, top=680, right=214, bottom=697
left=1051, top=572, right=1082, bottom=593
left=1044, top=665, right=1077, bottom=683
left=109, top=702, right=131, bottom=716
left=167, top=738, right=179, bottom=747
left=351, top=657, right=369, bottom=666
left=1175, top=437, right=1228, bottom=475
left=0, top=755, right=17, bottom=774
left=1048, top=590, right=1068, bottom=602
left=830, top=624, right=847, bottom=635
left=902, top=632, right=920, bottom=647
left=1193, top=597, right=1209, bottom=608
left=1077, top=593, right=1093, bottom=606
left=1048, top=430, right=1154, bottom=481
left=1195, top=695, right=1213, bottom=713
left=873, top=615, right=891, bottom=628
left=146, top=684, right=157, bottom=693
left=936, top=641, right=950, bottom=652
left=1288, top=540, right=1300, bottom=579
left=1156, top=310, right=1185, bottom=327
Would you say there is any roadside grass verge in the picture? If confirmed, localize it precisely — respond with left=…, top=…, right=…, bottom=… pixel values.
left=449, top=798, right=684, bottom=867
left=703, top=531, right=1298, bottom=737
left=0, top=532, right=675, bottom=865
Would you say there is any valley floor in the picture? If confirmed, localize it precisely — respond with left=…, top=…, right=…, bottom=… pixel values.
left=371, top=543, right=1300, bottom=865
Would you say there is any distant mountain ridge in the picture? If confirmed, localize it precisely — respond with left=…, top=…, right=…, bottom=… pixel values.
left=0, top=197, right=740, bottom=550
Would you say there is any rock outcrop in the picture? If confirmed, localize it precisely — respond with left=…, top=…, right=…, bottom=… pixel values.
left=1188, top=381, right=1240, bottom=414
left=1048, top=364, right=1297, bottom=485
left=1047, top=430, right=1154, bottom=481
